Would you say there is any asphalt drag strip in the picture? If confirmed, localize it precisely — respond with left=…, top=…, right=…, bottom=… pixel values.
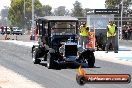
left=0, top=41, right=131, bottom=88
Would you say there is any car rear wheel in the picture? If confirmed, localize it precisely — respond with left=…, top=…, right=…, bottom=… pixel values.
left=32, top=50, right=41, bottom=64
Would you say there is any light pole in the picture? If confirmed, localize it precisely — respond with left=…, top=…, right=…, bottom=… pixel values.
left=120, top=0, right=124, bottom=40
left=24, top=0, right=25, bottom=22
left=32, top=0, right=35, bottom=35
left=24, top=0, right=26, bottom=33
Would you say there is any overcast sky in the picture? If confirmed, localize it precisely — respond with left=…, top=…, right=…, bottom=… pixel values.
left=0, top=0, right=105, bottom=11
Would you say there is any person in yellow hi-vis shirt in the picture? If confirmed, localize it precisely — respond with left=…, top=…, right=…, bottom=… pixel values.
left=106, top=21, right=118, bottom=53
left=79, top=23, right=89, bottom=49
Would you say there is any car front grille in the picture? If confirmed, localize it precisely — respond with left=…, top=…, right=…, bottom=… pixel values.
left=65, top=45, right=77, bottom=56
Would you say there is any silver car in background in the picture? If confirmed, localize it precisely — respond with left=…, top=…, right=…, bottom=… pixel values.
left=12, top=27, right=23, bottom=35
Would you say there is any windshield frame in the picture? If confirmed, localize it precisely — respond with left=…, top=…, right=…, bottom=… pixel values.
left=49, top=21, right=77, bottom=35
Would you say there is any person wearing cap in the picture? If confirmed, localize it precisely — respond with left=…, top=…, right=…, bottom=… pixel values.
left=106, top=21, right=118, bottom=53
left=79, top=23, right=89, bottom=49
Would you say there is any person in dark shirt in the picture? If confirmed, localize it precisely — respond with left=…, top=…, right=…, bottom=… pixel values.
left=129, top=26, right=132, bottom=40
left=5, top=26, right=7, bottom=34
left=1, top=26, right=4, bottom=35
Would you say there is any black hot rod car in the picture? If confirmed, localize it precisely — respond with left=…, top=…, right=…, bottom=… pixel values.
left=32, top=16, right=95, bottom=69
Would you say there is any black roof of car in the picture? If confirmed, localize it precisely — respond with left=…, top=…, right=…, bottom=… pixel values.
left=36, top=16, right=78, bottom=22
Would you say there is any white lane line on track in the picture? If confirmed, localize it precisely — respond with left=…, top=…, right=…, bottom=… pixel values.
left=94, top=52, right=132, bottom=66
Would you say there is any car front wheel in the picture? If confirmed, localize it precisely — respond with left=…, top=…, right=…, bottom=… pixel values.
left=47, top=53, right=55, bottom=69
left=87, top=53, right=95, bottom=68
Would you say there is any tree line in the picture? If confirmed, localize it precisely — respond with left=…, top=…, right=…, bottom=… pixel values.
left=105, top=0, right=132, bottom=25
left=0, top=0, right=85, bottom=28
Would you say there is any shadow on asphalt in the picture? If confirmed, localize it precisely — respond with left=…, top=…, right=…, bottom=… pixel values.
left=39, top=63, right=47, bottom=67
left=39, top=62, right=101, bottom=70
